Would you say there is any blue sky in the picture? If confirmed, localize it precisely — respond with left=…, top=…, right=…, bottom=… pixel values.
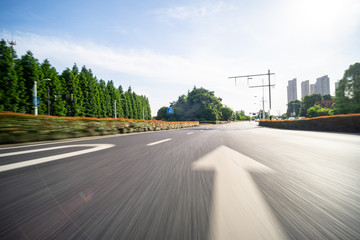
left=1, top=0, right=360, bottom=115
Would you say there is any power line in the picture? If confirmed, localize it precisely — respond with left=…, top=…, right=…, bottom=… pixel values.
left=229, top=69, right=275, bottom=110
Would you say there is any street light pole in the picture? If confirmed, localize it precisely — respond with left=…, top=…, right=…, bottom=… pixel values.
left=114, top=100, right=117, bottom=118
left=33, top=78, right=51, bottom=116
left=291, top=102, right=302, bottom=117
left=47, top=87, right=50, bottom=115
left=254, top=96, right=265, bottom=120
left=262, top=95, right=265, bottom=120
left=33, top=81, right=38, bottom=116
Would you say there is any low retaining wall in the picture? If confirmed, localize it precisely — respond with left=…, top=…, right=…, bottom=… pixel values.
left=259, top=114, right=360, bottom=132
left=0, top=112, right=199, bottom=144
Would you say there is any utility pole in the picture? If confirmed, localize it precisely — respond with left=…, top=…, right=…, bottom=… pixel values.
left=229, top=69, right=275, bottom=111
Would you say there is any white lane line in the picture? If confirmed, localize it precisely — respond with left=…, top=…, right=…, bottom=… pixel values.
left=0, top=145, right=91, bottom=157
left=187, top=132, right=194, bottom=135
left=0, top=144, right=114, bottom=173
left=146, top=138, right=172, bottom=146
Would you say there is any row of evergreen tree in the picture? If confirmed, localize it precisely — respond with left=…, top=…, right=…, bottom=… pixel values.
left=0, top=39, right=151, bottom=119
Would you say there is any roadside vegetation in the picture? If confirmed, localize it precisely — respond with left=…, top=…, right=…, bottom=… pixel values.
left=156, top=87, right=250, bottom=122
left=0, top=39, right=151, bottom=119
left=0, top=112, right=199, bottom=144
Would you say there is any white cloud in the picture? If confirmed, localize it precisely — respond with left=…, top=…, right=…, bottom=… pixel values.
left=0, top=32, right=243, bottom=114
left=155, top=1, right=235, bottom=21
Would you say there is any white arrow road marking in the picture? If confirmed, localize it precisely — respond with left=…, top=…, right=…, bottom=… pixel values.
left=192, top=145, right=286, bottom=240
left=0, top=144, right=114, bottom=173
left=187, top=132, right=194, bottom=135
left=146, top=138, right=172, bottom=146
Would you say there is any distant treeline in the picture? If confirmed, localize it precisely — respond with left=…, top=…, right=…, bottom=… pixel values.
left=0, top=39, right=151, bottom=119
left=156, top=86, right=249, bottom=121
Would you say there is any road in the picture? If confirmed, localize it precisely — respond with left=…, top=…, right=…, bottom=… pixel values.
left=0, top=122, right=359, bottom=239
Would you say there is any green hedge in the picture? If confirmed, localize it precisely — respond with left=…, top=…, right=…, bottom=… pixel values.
left=0, top=112, right=199, bottom=144
left=259, top=114, right=360, bottom=132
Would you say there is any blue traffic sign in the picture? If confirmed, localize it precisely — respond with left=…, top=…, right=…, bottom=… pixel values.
left=167, top=107, right=174, bottom=114
left=32, top=96, right=40, bottom=106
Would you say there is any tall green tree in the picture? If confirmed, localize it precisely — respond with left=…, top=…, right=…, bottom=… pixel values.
left=145, top=97, right=151, bottom=119
left=235, top=110, right=250, bottom=121
left=98, top=79, right=109, bottom=117
left=15, top=51, right=40, bottom=114
left=106, top=80, right=124, bottom=118
left=0, top=43, right=153, bottom=119
left=220, top=106, right=234, bottom=121
left=171, top=94, right=187, bottom=121
left=156, top=106, right=171, bottom=121
left=334, top=62, right=360, bottom=113
left=287, top=99, right=302, bottom=117
left=113, top=84, right=124, bottom=118
left=300, top=93, right=322, bottom=116
left=124, top=87, right=134, bottom=119
left=158, top=87, right=222, bottom=121
left=0, top=39, right=18, bottom=112
left=139, top=95, right=151, bottom=120
left=133, top=92, right=142, bottom=119
left=40, top=59, right=66, bottom=116
left=60, top=68, right=82, bottom=116
left=79, top=68, right=89, bottom=116
left=120, top=85, right=130, bottom=119
left=186, top=87, right=222, bottom=121
left=81, top=67, right=101, bottom=117
left=117, top=85, right=125, bottom=118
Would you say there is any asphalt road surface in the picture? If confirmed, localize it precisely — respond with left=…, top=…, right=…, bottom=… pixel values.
left=1, top=122, right=359, bottom=239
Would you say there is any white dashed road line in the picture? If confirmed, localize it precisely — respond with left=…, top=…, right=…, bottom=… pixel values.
left=146, top=138, right=172, bottom=146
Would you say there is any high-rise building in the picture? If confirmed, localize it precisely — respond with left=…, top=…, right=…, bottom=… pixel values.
left=310, top=84, right=316, bottom=94
left=335, top=81, right=339, bottom=90
left=315, top=75, right=330, bottom=95
left=287, top=78, right=297, bottom=103
left=301, top=80, right=310, bottom=99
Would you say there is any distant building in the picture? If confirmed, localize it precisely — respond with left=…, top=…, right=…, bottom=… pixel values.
left=310, top=84, right=316, bottom=94
left=335, top=81, right=339, bottom=90
left=287, top=78, right=297, bottom=103
left=315, top=75, right=330, bottom=95
left=301, top=80, right=310, bottom=99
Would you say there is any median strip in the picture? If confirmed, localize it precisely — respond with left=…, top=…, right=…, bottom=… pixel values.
left=146, top=138, right=172, bottom=146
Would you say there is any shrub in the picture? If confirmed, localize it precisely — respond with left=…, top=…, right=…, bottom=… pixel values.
left=307, top=105, right=333, bottom=118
